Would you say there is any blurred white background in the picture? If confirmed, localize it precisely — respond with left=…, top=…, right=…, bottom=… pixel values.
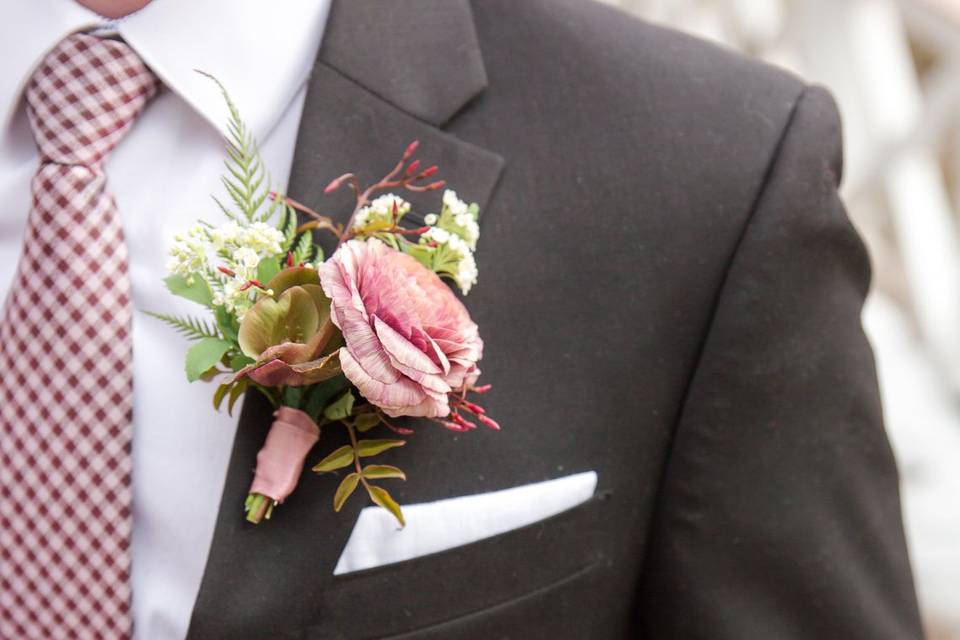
left=604, top=0, right=960, bottom=637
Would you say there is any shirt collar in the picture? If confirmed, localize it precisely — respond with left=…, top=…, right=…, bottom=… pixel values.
left=2, top=0, right=331, bottom=140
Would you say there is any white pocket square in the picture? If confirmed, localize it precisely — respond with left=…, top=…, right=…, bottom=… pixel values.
left=333, top=470, right=598, bottom=575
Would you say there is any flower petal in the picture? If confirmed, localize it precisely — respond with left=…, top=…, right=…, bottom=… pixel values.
left=321, top=239, right=483, bottom=416
left=339, top=347, right=441, bottom=416
left=374, top=315, right=442, bottom=376
left=338, top=307, right=400, bottom=385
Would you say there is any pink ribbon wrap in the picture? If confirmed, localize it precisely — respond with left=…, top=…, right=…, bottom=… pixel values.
left=248, top=406, right=321, bottom=503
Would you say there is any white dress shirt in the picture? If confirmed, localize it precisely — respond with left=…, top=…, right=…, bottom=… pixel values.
left=0, top=1, right=331, bottom=637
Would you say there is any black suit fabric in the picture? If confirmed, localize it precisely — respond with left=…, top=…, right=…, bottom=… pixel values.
left=188, top=1, right=924, bottom=638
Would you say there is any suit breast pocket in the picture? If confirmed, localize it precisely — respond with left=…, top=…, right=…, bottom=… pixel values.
left=302, top=491, right=613, bottom=639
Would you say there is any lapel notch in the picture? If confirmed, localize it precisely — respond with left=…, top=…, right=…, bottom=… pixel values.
left=319, top=0, right=488, bottom=127
left=287, top=0, right=505, bottom=235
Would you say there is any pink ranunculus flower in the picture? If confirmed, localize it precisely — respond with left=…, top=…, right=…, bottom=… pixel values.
left=317, top=238, right=483, bottom=418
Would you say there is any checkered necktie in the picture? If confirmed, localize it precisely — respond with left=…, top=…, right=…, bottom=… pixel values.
left=0, top=33, right=157, bottom=639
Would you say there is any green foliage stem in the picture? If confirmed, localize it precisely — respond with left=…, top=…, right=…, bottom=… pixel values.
left=144, top=311, right=221, bottom=341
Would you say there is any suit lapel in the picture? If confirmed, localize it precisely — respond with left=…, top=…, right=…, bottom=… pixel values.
left=288, top=0, right=504, bottom=235
left=317, top=0, right=488, bottom=127
left=187, top=2, right=503, bottom=636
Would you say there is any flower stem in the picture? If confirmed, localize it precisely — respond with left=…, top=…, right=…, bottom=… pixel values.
left=345, top=422, right=371, bottom=491
left=245, top=492, right=276, bottom=524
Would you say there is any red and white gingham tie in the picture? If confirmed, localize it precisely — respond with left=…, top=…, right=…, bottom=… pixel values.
left=0, top=33, right=157, bottom=639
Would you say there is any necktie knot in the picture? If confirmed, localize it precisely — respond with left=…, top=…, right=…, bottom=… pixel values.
left=25, top=33, right=158, bottom=166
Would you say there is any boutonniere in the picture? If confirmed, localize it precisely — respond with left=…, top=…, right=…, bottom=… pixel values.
left=149, top=76, right=498, bottom=526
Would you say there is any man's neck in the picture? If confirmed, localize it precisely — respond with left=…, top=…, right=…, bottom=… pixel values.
left=75, top=0, right=151, bottom=19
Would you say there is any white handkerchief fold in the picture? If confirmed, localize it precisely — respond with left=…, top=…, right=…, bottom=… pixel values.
left=333, top=470, right=598, bottom=575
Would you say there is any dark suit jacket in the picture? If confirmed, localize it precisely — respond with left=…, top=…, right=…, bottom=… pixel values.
left=187, top=1, right=925, bottom=637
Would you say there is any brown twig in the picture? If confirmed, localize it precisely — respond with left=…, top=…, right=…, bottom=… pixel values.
left=271, top=193, right=344, bottom=240
left=323, top=140, right=446, bottom=246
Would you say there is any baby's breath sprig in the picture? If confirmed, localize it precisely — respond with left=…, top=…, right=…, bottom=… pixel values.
left=282, top=140, right=482, bottom=294
left=414, top=190, right=480, bottom=293
left=148, top=73, right=324, bottom=395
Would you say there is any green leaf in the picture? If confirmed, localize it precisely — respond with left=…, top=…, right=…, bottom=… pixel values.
left=214, top=305, right=240, bottom=343
left=258, top=351, right=341, bottom=386
left=227, top=378, right=248, bottom=415
left=312, top=445, right=355, bottom=473
left=320, top=330, right=344, bottom=358
left=165, top=274, right=214, bottom=307
left=185, top=337, right=232, bottom=382
left=401, top=242, right=436, bottom=271
left=324, top=390, right=355, bottom=422
left=301, top=285, right=331, bottom=325
left=237, top=296, right=287, bottom=358
left=198, top=366, right=222, bottom=382
left=361, top=465, right=406, bottom=480
left=333, top=473, right=360, bottom=512
left=279, top=287, right=321, bottom=343
left=354, top=413, right=381, bottom=433
left=213, top=382, right=232, bottom=411
left=264, top=267, right=321, bottom=297
left=366, top=484, right=405, bottom=526
left=256, top=257, right=281, bottom=286
left=302, top=375, right=349, bottom=420
left=229, top=352, right=255, bottom=372
left=236, top=285, right=320, bottom=358
left=355, top=439, right=405, bottom=458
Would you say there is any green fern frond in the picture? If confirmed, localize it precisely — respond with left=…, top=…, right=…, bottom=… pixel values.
left=223, top=160, right=249, bottom=189
left=196, top=70, right=275, bottom=225
left=205, top=267, right=227, bottom=294
left=211, top=195, right=234, bottom=221
left=260, top=197, right=282, bottom=225
left=283, top=205, right=298, bottom=245
left=144, top=311, right=222, bottom=341
left=221, top=176, right=249, bottom=214
left=292, top=231, right=315, bottom=265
